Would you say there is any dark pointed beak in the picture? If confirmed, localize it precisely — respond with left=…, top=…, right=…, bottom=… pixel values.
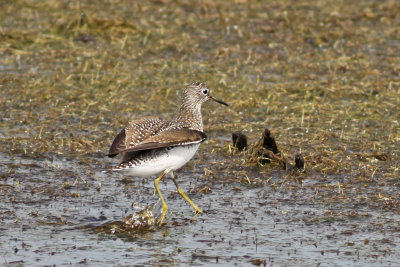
left=208, top=95, right=228, bottom=106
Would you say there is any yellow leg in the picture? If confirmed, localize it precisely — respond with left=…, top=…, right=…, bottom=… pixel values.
left=171, top=175, right=203, bottom=214
left=154, top=169, right=170, bottom=225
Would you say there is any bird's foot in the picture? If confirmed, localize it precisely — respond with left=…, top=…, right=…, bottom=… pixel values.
left=157, top=204, right=168, bottom=226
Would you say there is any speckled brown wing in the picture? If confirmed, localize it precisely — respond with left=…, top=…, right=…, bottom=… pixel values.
left=108, top=128, right=126, bottom=157
left=115, top=128, right=207, bottom=154
left=108, top=117, right=165, bottom=157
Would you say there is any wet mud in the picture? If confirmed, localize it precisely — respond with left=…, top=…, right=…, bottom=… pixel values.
left=1, top=151, right=400, bottom=266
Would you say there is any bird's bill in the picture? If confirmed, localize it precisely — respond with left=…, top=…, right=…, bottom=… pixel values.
left=208, top=95, right=228, bottom=106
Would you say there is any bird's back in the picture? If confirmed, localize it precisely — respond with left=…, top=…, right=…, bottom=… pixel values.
left=108, top=116, right=207, bottom=164
left=108, top=116, right=166, bottom=160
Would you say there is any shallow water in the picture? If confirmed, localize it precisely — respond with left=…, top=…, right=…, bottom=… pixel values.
left=1, top=152, right=399, bottom=266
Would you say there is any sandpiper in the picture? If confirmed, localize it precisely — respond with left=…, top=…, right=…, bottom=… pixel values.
left=108, top=82, right=228, bottom=225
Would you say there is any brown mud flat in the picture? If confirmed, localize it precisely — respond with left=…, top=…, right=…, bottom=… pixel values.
left=1, top=0, right=399, bottom=265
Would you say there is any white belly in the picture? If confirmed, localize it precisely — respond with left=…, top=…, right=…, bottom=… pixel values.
left=120, top=144, right=200, bottom=177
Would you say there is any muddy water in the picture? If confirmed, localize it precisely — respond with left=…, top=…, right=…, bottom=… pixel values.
left=1, top=152, right=399, bottom=266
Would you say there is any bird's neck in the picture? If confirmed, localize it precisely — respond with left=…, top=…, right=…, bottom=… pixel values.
left=174, top=101, right=203, bottom=131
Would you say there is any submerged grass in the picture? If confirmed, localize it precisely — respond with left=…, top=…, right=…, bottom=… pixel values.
left=0, top=0, right=399, bottom=198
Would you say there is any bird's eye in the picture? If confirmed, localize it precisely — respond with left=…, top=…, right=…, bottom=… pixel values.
left=202, top=89, right=208, bottom=95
